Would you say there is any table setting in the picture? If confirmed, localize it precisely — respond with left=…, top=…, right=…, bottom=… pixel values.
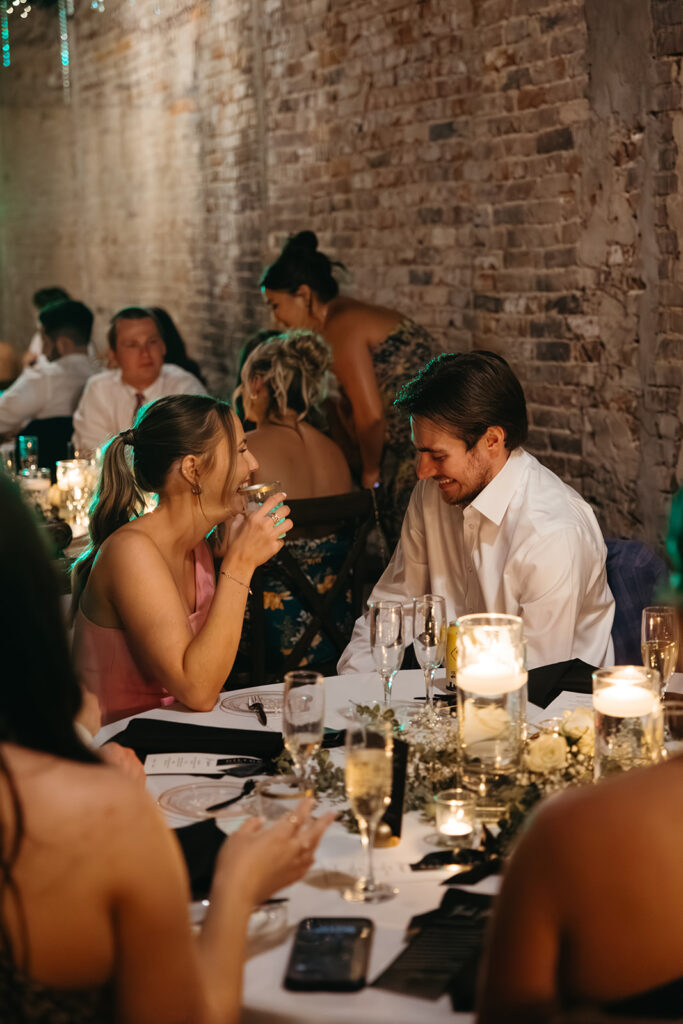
left=94, top=604, right=683, bottom=1024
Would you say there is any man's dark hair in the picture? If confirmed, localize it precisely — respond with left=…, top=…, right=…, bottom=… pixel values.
left=32, top=287, right=70, bottom=311
left=394, top=350, right=528, bottom=450
left=39, top=299, right=94, bottom=348
left=107, top=306, right=157, bottom=351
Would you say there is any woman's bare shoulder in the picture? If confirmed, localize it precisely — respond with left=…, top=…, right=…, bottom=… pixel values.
left=326, top=298, right=401, bottom=344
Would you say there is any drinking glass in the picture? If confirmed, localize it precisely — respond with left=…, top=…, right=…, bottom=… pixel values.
left=17, top=435, right=38, bottom=472
left=412, top=594, right=446, bottom=702
left=661, top=697, right=683, bottom=759
left=641, top=606, right=679, bottom=693
left=18, top=468, right=52, bottom=514
left=256, top=774, right=310, bottom=821
left=0, top=441, right=16, bottom=476
left=343, top=720, right=396, bottom=903
left=282, top=670, right=324, bottom=785
left=592, top=666, right=662, bottom=780
left=369, top=600, right=405, bottom=705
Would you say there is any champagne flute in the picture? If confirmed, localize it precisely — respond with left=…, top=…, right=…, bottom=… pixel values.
left=282, top=670, right=325, bottom=786
left=413, top=594, right=447, bottom=703
left=343, top=720, right=397, bottom=903
left=369, top=600, right=405, bottom=705
left=641, top=606, right=679, bottom=693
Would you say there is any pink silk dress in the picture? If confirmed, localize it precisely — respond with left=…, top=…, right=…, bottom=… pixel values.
left=73, top=542, right=216, bottom=726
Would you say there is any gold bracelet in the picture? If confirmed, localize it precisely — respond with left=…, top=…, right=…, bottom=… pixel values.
left=220, top=570, right=253, bottom=595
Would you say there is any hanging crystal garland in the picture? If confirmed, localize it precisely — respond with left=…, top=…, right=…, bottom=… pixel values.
left=1, top=2, right=10, bottom=69
left=57, top=0, right=70, bottom=99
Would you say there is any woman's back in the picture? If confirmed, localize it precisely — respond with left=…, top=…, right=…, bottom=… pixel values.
left=245, top=420, right=352, bottom=499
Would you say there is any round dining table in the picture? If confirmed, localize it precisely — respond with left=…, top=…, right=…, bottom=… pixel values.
left=95, top=668, right=508, bottom=1024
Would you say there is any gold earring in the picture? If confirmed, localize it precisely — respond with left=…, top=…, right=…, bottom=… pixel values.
left=191, top=483, right=202, bottom=496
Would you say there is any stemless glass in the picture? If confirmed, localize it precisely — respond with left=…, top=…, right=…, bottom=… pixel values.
left=343, top=720, right=397, bottom=903
left=0, top=441, right=16, bottom=476
left=282, top=670, right=325, bottom=785
left=413, top=594, right=447, bottom=702
left=17, top=435, right=38, bottom=472
left=641, top=606, right=679, bottom=693
left=369, top=600, right=405, bottom=705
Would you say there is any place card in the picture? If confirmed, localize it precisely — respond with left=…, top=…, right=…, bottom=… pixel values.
left=144, top=753, right=261, bottom=775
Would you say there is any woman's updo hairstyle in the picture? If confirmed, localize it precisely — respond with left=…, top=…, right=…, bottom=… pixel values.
left=71, top=394, right=236, bottom=616
left=240, top=330, right=332, bottom=422
left=260, top=231, right=345, bottom=303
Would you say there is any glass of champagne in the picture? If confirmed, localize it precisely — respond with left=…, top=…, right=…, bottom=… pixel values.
left=413, top=594, right=447, bottom=702
left=369, top=600, right=405, bottom=705
left=282, top=670, right=325, bottom=786
left=344, top=720, right=397, bottom=903
left=641, top=606, right=679, bottom=693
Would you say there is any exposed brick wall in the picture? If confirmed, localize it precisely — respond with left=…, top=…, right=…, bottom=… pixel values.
left=1, top=0, right=682, bottom=546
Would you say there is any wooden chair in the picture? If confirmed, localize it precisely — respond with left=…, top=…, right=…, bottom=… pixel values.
left=247, top=489, right=378, bottom=686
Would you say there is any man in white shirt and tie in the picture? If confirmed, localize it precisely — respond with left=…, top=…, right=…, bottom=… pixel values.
left=0, top=300, right=96, bottom=437
left=73, top=307, right=205, bottom=453
left=339, top=351, right=615, bottom=673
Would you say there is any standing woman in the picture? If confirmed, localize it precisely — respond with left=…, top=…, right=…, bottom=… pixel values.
left=72, top=393, right=291, bottom=724
left=260, top=230, right=437, bottom=547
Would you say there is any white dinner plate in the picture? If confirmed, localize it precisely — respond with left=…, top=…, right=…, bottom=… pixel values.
left=220, top=690, right=284, bottom=717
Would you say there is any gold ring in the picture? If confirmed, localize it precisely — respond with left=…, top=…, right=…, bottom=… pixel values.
left=287, top=813, right=299, bottom=826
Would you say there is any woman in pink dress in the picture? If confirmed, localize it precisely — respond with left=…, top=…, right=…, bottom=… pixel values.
left=72, top=393, right=291, bottom=724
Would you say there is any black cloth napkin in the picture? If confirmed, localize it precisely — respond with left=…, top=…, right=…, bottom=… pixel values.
left=108, top=717, right=283, bottom=763
left=174, top=818, right=226, bottom=901
left=528, top=659, right=596, bottom=709
left=371, top=889, right=492, bottom=1004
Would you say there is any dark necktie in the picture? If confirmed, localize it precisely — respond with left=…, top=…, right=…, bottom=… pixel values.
left=133, top=391, right=145, bottom=421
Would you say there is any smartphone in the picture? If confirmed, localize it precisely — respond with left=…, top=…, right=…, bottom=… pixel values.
left=284, top=917, right=374, bottom=991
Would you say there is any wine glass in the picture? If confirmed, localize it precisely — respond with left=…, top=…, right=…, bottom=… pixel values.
left=369, top=600, right=405, bottom=705
left=282, top=670, right=325, bottom=785
left=343, top=720, right=397, bottom=903
left=413, top=594, right=447, bottom=703
left=641, top=606, right=679, bottom=693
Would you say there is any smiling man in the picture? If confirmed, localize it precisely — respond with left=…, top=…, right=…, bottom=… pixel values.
left=73, top=307, right=205, bottom=452
left=339, top=351, right=615, bottom=673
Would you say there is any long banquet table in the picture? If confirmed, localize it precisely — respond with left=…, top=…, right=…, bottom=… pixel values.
left=94, top=668, right=580, bottom=1024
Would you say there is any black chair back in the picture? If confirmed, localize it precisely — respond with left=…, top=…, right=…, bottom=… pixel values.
left=16, top=416, right=73, bottom=481
left=249, top=489, right=377, bottom=685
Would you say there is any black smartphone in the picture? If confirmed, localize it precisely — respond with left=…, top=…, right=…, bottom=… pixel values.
left=283, top=917, right=374, bottom=992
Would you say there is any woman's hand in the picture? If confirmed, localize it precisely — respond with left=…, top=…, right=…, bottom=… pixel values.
left=213, top=799, right=335, bottom=907
left=221, top=492, right=292, bottom=574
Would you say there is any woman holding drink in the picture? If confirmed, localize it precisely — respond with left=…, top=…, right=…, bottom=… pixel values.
left=72, top=394, right=291, bottom=724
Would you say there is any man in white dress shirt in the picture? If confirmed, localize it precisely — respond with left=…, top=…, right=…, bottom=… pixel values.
left=0, top=300, right=96, bottom=437
left=339, top=351, right=615, bottom=673
left=73, top=307, right=205, bottom=452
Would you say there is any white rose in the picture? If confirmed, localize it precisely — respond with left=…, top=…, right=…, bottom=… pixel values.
left=577, top=730, right=594, bottom=756
left=525, top=733, right=568, bottom=773
left=461, top=700, right=510, bottom=745
left=562, top=706, right=594, bottom=741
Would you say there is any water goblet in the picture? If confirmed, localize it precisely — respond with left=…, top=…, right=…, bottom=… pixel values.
left=369, top=600, right=405, bottom=705
left=641, top=606, right=679, bottom=693
left=282, top=670, right=324, bottom=786
left=343, top=719, right=397, bottom=903
left=412, top=594, right=446, bottom=703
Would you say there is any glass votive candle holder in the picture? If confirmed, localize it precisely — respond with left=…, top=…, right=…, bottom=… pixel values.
left=18, top=467, right=52, bottom=514
left=434, top=788, right=477, bottom=847
left=592, top=666, right=662, bottom=780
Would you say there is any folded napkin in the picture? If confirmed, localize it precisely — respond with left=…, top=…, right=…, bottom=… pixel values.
left=174, top=818, right=227, bottom=901
left=372, top=889, right=492, bottom=1004
left=528, top=659, right=596, bottom=709
left=109, top=718, right=283, bottom=764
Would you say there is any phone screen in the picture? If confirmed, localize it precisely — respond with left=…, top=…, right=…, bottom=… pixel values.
left=284, top=917, right=374, bottom=991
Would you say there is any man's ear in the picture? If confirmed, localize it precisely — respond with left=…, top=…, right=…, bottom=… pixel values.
left=484, top=426, right=506, bottom=452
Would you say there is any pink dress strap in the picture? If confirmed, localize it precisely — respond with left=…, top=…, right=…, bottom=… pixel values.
left=73, top=542, right=216, bottom=726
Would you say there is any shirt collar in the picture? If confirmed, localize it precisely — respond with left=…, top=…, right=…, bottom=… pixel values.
left=468, top=448, right=527, bottom=526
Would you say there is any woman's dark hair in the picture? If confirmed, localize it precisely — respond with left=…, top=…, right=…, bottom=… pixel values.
left=39, top=299, right=94, bottom=348
left=150, top=307, right=207, bottom=386
left=394, top=350, right=528, bottom=450
left=260, top=230, right=344, bottom=303
left=0, top=474, right=98, bottom=965
left=71, top=394, right=236, bottom=614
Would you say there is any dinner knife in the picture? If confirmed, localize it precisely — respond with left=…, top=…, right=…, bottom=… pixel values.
left=248, top=699, right=268, bottom=727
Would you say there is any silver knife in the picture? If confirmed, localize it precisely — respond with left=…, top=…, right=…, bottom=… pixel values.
left=248, top=698, right=267, bottom=727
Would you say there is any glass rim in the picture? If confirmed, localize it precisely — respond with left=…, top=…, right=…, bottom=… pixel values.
left=368, top=599, right=405, bottom=611
left=256, top=774, right=309, bottom=798
left=642, top=605, right=678, bottom=614
left=433, top=788, right=475, bottom=806
left=592, top=665, right=661, bottom=684
left=283, top=670, right=324, bottom=686
left=455, top=613, right=523, bottom=628
left=411, top=593, right=446, bottom=605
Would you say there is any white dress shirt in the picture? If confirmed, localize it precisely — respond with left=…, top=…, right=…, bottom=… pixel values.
left=339, top=448, right=615, bottom=673
left=72, top=364, right=205, bottom=452
left=0, top=353, right=96, bottom=436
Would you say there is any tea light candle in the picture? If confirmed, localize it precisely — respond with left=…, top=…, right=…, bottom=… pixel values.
left=458, top=656, right=527, bottom=696
left=593, top=683, right=658, bottom=718
left=434, top=789, right=476, bottom=844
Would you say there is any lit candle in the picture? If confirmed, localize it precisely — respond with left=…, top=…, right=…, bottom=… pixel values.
left=593, top=683, right=658, bottom=718
left=434, top=788, right=477, bottom=844
left=440, top=814, right=474, bottom=838
left=458, top=657, right=527, bottom=696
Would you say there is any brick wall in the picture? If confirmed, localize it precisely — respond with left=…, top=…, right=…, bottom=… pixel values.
left=1, top=0, right=682, bottom=546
